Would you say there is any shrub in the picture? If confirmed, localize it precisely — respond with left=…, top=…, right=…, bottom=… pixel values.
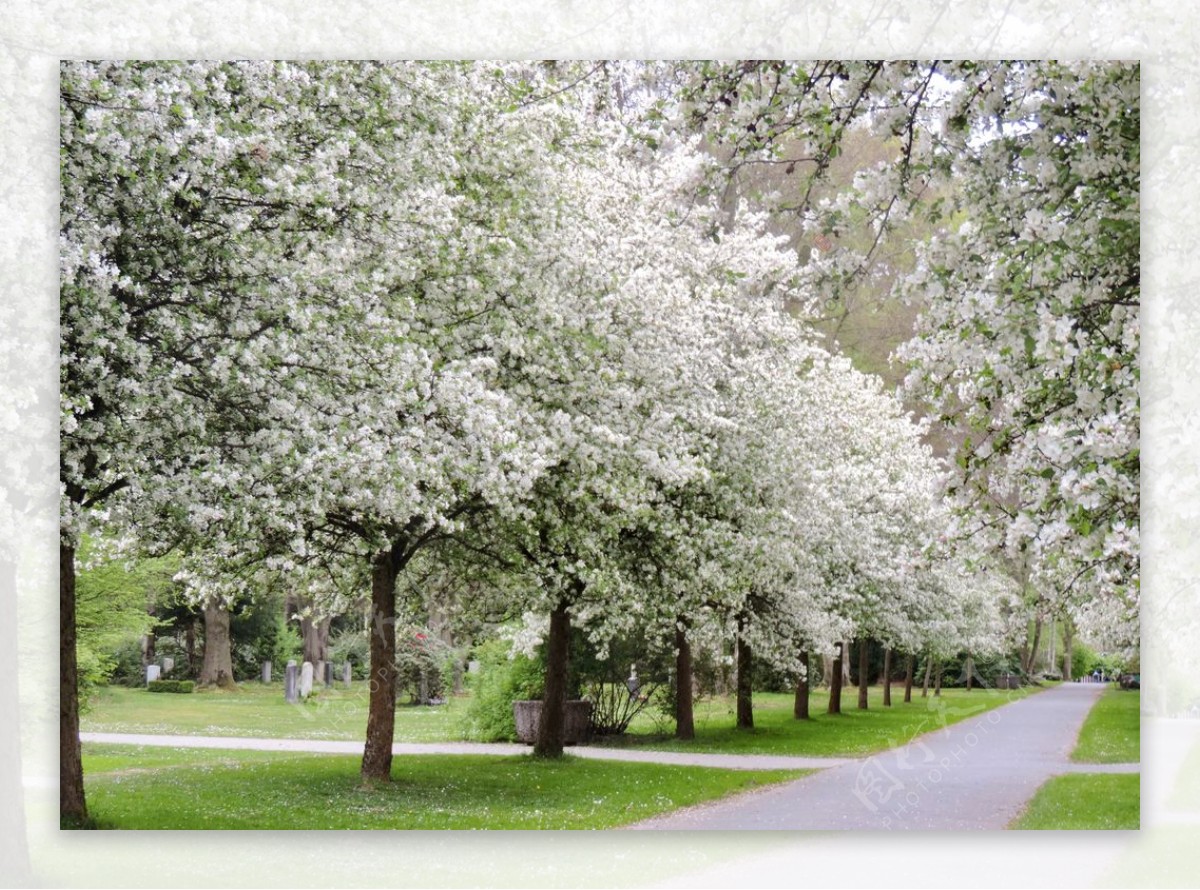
left=463, top=637, right=544, bottom=741
left=395, top=625, right=457, bottom=704
left=572, top=631, right=670, bottom=736
left=1071, top=641, right=1100, bottom=679
left=106, top=637, right=148, bottom=687
left=328, top=627, right=371, bottom=680
left=269, top=613, right=303, bottom=670
left=147, top=680, right=195, bottom=693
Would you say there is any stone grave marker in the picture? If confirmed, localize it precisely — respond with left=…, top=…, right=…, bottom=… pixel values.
left=284, top=660, right=298, bottom=703
left=342, top=662, right=352, bottom=687
left=262, top=660, right=272, bottom=684
left=299, top=661, right=314, bottom=699
left=323, top=661, right=333, bottom=687
left=145, top=663, right=161, bottom=684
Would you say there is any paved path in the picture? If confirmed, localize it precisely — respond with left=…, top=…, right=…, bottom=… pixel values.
left=79, top=731, right=853, bottom=771
left=627, top=682, right=1128, bottom=830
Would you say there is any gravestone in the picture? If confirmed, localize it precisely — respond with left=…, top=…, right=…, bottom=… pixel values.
left=299, top=661, right=314, bottom=699
left=342, top=662, right=352, bottom=687
left=323, top=661, right=334, bottom=687
left=284, top=660, right=298, bottom=703
left=145, top=664, right=161, bottom=684
left=467, top=660, right=480, bottom=674
left=161, top=656, right=175, bottom=674
left=261, top=660, right=272, bottom=684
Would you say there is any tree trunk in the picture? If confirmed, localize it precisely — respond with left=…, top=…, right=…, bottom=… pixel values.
left=199, top=601, right=236, bottom=687
left=1047, top=616, right=1056, bottom=671
left=935, top=661, right=943, bottom=696
left=903, top=654, right=914, bottom=703
left=674, top=620, right=695, bottom=740
left=842, top=639, right=852, bottom=686
left=882, top=648, right=892, bottom=706
left=735, top=620, right=753, bottom=729
left=1063, top=617, right=1075, bottom=682
left=857, top=639, right=869, bottom=710
left=361, top=548, right=398, bottom=782
left=922, top=654, right=932, bottom=697
left=794, top=650, right=810, bottom=720
left=185, top=618, right=200, bottom=677
left=301, top=612, right=331, bottom=665
left=60, top=541, right=88, bottom=825
left=965, top=653, right=974, bottom=691
left=534, top=599, right=571, bottom=758
left=828, top=641, right=843, bottom=715
left=1022, top=615, right=1044, bottom=675
left=142, top=631, right=155, bottom=668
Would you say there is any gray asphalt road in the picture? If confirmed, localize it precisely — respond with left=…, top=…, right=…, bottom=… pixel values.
left=626, top=682, right=1120, bottom=830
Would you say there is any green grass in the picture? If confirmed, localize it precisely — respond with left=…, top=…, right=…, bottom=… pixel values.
left=1009, top=773, right=1140, bottom=829
left=80, top=743, right=808, bottom=829
left=1071, top=688, right=1140, bottom=763
left=82, top=682, right=464, bottom=741
left=605, top=686, right=1042, bottom=757
left=82, top=682, right=1042, bottom=758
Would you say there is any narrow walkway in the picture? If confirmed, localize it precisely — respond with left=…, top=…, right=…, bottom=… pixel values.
left=79, top=731, right=853, bottom=771
left=627, top=682, right=1128, bottom=830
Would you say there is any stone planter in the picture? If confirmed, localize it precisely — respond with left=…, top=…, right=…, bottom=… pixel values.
left=995, top=673, right=1021, bottom=690
left=513, top=699, right=593, bottom=745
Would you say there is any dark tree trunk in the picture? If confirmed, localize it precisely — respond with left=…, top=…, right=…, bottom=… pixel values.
left=1022, top=616, right=1044, bottom=675
left=794, top=650, right=810, bottom=720
left=922, top=654, right=932, bottom=697
left=534, top=599, right=571, bottom=758
left=935, top=661, right=943, bottom=696
left=965, top=654, right=974, bottom=691
left=904, top=654, right=914, bottom=703
left=736, top=621, right=753, bottom=729
left=827, top=641, right=844, bottom=714
left=675, top=621, right=695, bottom=740
left=882, top=647, right=892, bottom=706
left=199, top=601, right=235, bottom=687
left=857, top=638, right=869, bottom=710
left=60, top=541, right=87, bottom=825
left=185, top=619, right=199, bottom=677
left=301, top=612, right=331, bottom=665
left=361, top=548, right=399, bottom=782
left=1063, top=618, right=1075, bottom=682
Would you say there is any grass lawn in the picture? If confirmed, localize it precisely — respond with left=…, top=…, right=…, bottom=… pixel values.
left=606, top=685, right=1042, bottom=757
left=1071, top=687, right=1140, bottom=763
left=82, top=682, right=1042, bottom=758
left=79, top=743, right=808, bottom=829
left=1009, top=773, right=1139, bottom=829
left=81, top=681, right=462, bottom=741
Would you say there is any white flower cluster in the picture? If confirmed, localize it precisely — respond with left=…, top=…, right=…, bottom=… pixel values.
left=61, top=61, right=1039, bottom=678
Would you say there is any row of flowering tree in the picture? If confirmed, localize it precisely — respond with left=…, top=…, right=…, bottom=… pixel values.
left=60, top=59, right=1137, bottom=824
